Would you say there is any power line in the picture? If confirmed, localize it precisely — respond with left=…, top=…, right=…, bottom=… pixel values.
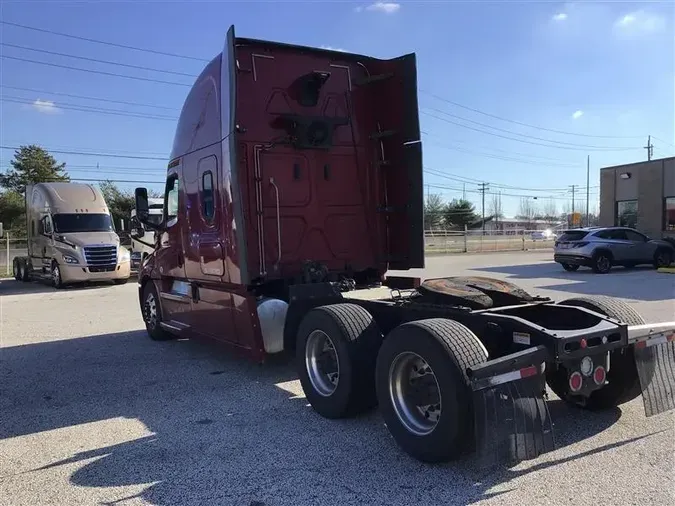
left=0, top=42, right=199, bottom=78
left=1, top=55, right=191, bottom=87
left=0, top=146, right=168, bottom=161
left=420, top=89, right=643, bottom=140
left=650, top=135, right=675, bottom=148
left=423, top=108, right=639, bottom=151
left=1, top=85, right=179, bottom=111
left=424, top=166, right=597, bottom=192
left=422, top=136, right=582, bottom=169
left=0, top=20, right=209, bottom=62
left=2, top=96, right=178, bottom=122
left=422, top=111, right=639, bottom=152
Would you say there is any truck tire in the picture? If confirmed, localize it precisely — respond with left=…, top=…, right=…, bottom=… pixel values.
left=549, top=296, right=646, bottom=409
left=13, top=259, right=21, bottom=281
left=296, top=303, right=383, bottom=419
left=51, top=261, right=64, bottom=289
left=375, top=318, right=488, bottom=463
left=141, top=282, right=174, bottom=341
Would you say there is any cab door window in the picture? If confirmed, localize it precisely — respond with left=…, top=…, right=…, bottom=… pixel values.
left=165, top=175, right=180, bottom=225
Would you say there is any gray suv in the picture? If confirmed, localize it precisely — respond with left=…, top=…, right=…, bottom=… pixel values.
left=553, top=226, right=674, bottom=274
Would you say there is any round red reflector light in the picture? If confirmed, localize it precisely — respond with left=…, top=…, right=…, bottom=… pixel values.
left=569, top=372, right=583, bottom=392
left=593, top=366, right=606, bottom=385
left=580, top=338, right=587, bottom=349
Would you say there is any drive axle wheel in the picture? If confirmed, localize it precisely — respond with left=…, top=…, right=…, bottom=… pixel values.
left=297, top=303, right=383, bottom=419
left=375, top=318, right=488, bottom=463
left=549, top=296, right=646, bottom=410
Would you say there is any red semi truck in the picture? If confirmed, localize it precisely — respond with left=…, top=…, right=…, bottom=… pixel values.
left=132, top=26, right=675, bottom=465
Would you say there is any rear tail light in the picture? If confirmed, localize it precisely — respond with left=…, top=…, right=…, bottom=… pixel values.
left=569, top=371, right=583, bottom=392
left=593, top=366, right=606, bottom=385
left=574, top=241, right=589, bottom=247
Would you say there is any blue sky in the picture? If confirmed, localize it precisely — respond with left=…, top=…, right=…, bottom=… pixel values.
left=1, top=0, right=673, bottom=218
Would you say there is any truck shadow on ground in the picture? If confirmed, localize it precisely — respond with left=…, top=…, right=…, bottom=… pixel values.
left=1, top=331, right=668, bottom=506
left=470, top=263, right=672, bottom=302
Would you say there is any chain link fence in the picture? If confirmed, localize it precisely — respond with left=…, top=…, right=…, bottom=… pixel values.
left=425, top=229, right=557, bottom=254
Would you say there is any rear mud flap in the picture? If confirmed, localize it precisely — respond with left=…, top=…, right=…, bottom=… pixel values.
left=472, top=372, right=555, bottom=467
left=634, top=340, right=675, bottom=417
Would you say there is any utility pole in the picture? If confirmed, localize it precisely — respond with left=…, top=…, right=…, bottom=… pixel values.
left=645, top=135, right=654, bottom=161
left=462, top=183, right=466, bottom=200
left=569, top=184, right=577, bottom=228
left=478, top=182, right=489, bottom=234
left=586, top=155, right=590, bottom=227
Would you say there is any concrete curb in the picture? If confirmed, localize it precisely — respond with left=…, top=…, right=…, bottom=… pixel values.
left=657, top=267, right=675, bottom=273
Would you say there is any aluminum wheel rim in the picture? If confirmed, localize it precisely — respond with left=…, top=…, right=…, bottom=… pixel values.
left=52, top=266, right=60, bottom=285
left=305, top=330, right=339, bottom=397
left=144, top=292, right=158, bottom=329
left=389, top=351, right=442, bottom=436
left=597, top=256, right=610, bottom=271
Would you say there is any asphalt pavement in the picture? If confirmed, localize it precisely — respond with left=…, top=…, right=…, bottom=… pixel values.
left=1, top=251, right=673, bottom=506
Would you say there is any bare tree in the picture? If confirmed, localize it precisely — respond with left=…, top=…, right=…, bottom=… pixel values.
left=542, top=198, right=558, bottom=223
left=489, top=192, right=503, bottom=226
left=516, top=198, right=539, bottom=229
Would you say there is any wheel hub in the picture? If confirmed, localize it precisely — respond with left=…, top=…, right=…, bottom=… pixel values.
left=389, top=352, right=442, bottom=436
left=144, top=293, right=157, bottom=329
left=305, top=330, right=340, bottom=397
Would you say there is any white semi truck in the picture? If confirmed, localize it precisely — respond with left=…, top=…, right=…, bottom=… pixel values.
left=130, top=197, right=163, bottom=269
left=12, top=182, right=131, bottom=288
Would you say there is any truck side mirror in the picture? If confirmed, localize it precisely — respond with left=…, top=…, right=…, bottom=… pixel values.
left=135, top=187, right=150, bottom=223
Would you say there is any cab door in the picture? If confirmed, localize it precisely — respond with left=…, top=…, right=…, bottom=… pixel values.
left=185, top=155, right=236, bottom=343
left=155, top=170, right=192, bottom=330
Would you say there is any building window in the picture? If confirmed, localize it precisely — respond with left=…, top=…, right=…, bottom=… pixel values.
left=665, top=197, right=675, bottom=231
left=616, top=200, right=638, bottom=229
left=202, top=171, right=214, bottom=222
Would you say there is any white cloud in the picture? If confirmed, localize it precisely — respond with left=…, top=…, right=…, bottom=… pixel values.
left=614, top=10, right=666, bottom=33
left=357, top=2, right=401, bottom=14
left=572, top=110, right=584, bottom=120
left=552, top=12, right=568, bottom=21
left=31, top=99, right=61, bottom=114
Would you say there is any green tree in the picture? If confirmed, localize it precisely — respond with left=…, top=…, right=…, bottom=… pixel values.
left=424, top=194, right=445, bottom=230
left=0, top=145, right=69, bottom=194
left=99, top=180, right=135, bottom=228
left=443, top=199, right=478, bottom=230
left=0, top=190, right=26, bottom=234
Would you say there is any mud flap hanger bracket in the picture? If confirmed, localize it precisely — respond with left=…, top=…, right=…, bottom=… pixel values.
left=467, top=345, right=551, bottom=390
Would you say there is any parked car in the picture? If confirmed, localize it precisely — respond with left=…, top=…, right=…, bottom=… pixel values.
left=554, top=226, right=675, bottom=273
left=531, top=229, right=558, bottom=241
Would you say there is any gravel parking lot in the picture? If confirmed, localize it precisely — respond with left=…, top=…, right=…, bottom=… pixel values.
left=1, top=251, right=674, bottom=506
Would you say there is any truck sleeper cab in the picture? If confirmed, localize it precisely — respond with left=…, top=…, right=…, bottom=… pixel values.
left=13, top=182, right=131, bottom=288
left=133, top=26, right=675, bottom=466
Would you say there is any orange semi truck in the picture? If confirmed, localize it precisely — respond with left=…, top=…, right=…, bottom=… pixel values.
left=131, top=26, right=675, bottom=465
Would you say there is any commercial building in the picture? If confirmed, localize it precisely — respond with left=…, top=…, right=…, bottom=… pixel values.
left=599, top=156, right=675, bottom=239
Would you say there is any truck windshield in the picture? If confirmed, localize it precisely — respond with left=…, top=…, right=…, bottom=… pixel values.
left=53, top=214, right=114, bottom=233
